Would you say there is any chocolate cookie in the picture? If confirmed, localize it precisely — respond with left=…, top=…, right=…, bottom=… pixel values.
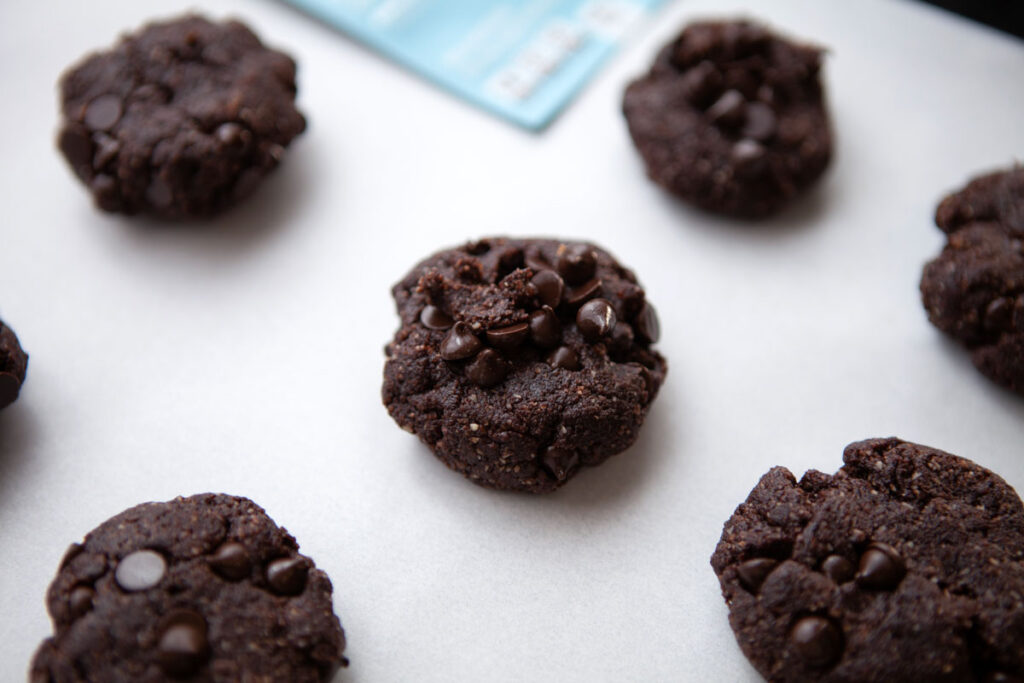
left=711, top=437, right=1024, bottom=682
left=0, top=318, right=28, bottom=410
left=382, top=237, right=667, bottom=493
left=57, top=15, right=306, bottom=218
left=921, top=167, right=1024, bottom=395
left=31, top=494, right=346, bottom=682
left=623, top=19, right=832, bottom=218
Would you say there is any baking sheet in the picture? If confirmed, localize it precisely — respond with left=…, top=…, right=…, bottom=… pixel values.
left=1, top=0, right=1022, bottom=681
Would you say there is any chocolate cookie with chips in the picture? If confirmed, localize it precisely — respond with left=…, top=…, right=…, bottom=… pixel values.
left=711, top=437, right=1024, bottom=682
left=31, top=494, right=346, bottom=682
left=0, top=318, right=28, bottom=410
left=57, top=15, right=306, bottom=218
left=623, top=19, right=832, bottom=218
left=382, top=237, right=667, bottom=493
left=921, top=167, right=1024, bottom=395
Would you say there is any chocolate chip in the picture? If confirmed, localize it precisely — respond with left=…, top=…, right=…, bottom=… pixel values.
left=736, top=558, right=777, bottom=593
left=485, top=322, right=529, bottom=350
left=741, top=102, right=777, bottom=141
left=440, top=322, right=483, bottom=360
left=68, top=586, right=94, bottom=617
left=790, top=616, right=843, bottom=667
left=986, top=673, right=1024, bottom=683
left=548, top=346, right=580, bottom=370
left=556, top=244, right=597, bottom=285
left=563, top=278, right=602, bottom=307
left=732, top=139, right=768, bottom=176
left=856, top=543, right=905, bottom=590
left=146, top=177, right=174, bottom=208
left=266, top=556, right=308, bottom=595
left=59, top=543, right=85, bottom=570
left=531, top=270, right=565, bottom=309
left=215, top=122, right=249, bottom=148
left=822, top=555, right=856, bottom=584
left=92, top=135, right=120, bottom=169
left=115, top=549, right=166, bottom=592
left=577, top=299, right=617, bottom=341
left=634, top=302, right=660, bottom=343
left=59, top=128, right=94, bottom=175
left=609, top=322, right=635, bottom=352
left=91, top=174, right=119, bottom=211
left=208, top=542, right=250, bottom=581
left=680, top=60, right=722, bottom=106
left=420, top=305, right=453, bottom=330
left=529, top=307, right=562, bottom=348
left=156, top=610, right=209, bottom=678
left=541, top=446, right=579, bottom=481
left=706, top=89, right=746, bottom=128
left=83, top=95, right=122, bottom=131
left=464, top=239, right=491, bottom=255
left=465, top=348, right=509, bottom=387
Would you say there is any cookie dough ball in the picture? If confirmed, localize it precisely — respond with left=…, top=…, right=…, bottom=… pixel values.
left=31, top=494, right=346, bottom=682
left=711, top=437, right=1024, bottom=682
left=57, top=15, right=306, bottom=218
left=921, top=167, right=1024, bottom=395
left=0, top=318, right=28, bottom=410
left=382, top=238, right=667, bottom=493
left=623, top=19, right=833, bottom=218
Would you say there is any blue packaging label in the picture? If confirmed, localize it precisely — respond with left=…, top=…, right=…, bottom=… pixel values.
left=282, top=0, right=670, bottom=129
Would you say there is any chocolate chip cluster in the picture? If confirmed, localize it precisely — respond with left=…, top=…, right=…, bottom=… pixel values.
left=420, top=242, right=660, bottom=388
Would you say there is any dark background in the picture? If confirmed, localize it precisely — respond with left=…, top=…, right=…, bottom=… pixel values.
left=919, top=0, right=1024, bottom=39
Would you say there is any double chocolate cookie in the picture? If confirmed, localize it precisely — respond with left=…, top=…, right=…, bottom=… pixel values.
left=711, top=437, right=1024, bottom=682
left=382, top=238, right=667, bottom=493
left=623, top=19, right=832, bottom=218
left=57, top=15, right=306, bottom=218
left=31, top=494, right=346, bottom=682
left=0, top=319, right=27, bottom=409
left=921, top=167, right=1024, bottom=395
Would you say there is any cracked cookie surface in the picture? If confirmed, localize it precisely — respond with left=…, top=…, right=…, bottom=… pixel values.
left=382, top=237, right=667, bottom=493
left=623, top=19, right=832, bottom=218
left=31, top=494, right=346, bottom=682
left=711, top=437, right=1024, bottom=682
left=0, top=318, right=28, bottom=410
left=57, top=15, right=306, bottom=218
left=921, top=167, right=1024, bottom=395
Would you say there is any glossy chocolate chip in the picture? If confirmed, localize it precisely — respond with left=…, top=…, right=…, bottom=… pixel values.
left=577, top=299, right=617, bottom=341
left=541, top=446, right=579, bottom=481
left=563, top=278, right=602, bottom=307
left=157, top=610, right=209, bottom=678
left=732, top=139, right=768, bottom=176
left=68, top=586, right=94, bottom=617
left=83, top=95, right=122, bottom=131
left=556, top=244, right=597, bottom=285
left=93, top=135, right=120, bottom=169
left=486, top=322, right=529, bottom=350
left=986, top=673, right=1024, bottom=683
left=822, top=555, right=856, bottom=584
left=983, top=298, right=1013, bottom=332
left=208, top=542, right=250, bottom=581
left=791, top=616, right=843, bottom=667
left=856, top=543, right=905, bottom=590
left=680, top=60, right=722, bottom=106
left=440, top=322, right=483, bottom=360
left=420, top=305, right=454, bottom=330
left=529, top=307, right=562, bottom=348
left=115, top=549, right=166, bottom=592
left=531, top=270, right=565, bottom=309
left=736, top=558, right=777, bottom=593
left=215, top=122, right=250, bottom=149
left=634, top=303, right=660, bottom=343
left=465, top=348, right=509, bottom=387
left=741, top=102, right=777, bottom=141
left=548, top=346, right=580, bottom=370
left=706, top=89, right=746, bottom=128
left=266, top=556, right=309, bottom=596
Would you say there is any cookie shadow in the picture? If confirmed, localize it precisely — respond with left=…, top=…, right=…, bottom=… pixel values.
left=0, top=401, right=38, bottom=498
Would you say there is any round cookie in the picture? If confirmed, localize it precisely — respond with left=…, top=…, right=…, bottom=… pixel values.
left=623, top=19, right=832, bottom=218
left=0, top=318, right=28, bottom=410
left=57, top=15, right=306, bottom=218
left=710, top=437, right=1024, bottom=682
left=31, top=494, right=346, bottom=682
left=920, top=167, right=1024, bottom=395
left=382, top=237, right=667, bottom=493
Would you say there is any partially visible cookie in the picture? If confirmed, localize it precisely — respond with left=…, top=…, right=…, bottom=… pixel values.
left=0, top=318, right=28, bottom=409
left=711, top=437, right=1024, bottom=682
left=57, top=15, right=306, bottom=218
left=623, top=19, right=832, bottom=218
left=921, top=167, right=1024, bottom=395
left=31, top=494, right=346, bottom=682
left=382, top=237, right=667, bottom=493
